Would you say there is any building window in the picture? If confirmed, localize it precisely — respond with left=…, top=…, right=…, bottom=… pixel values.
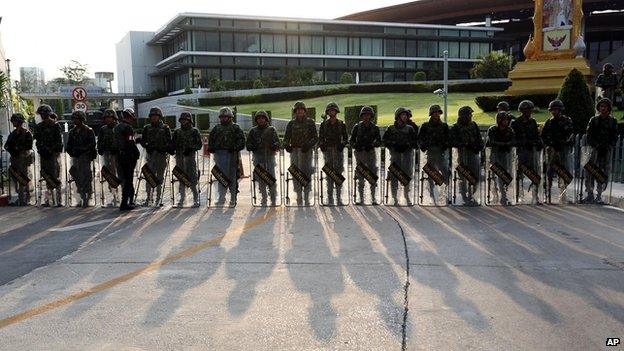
left=312, top=36, right=323, bottom=54
left=349, top=38, right=360, bottom=55
left=261, top=21, right=286, bottom=29
left=262, top=58, right=287, bottom=66
left=192, top=18, right=219, bottom=27
left=300, top=35, right=312, bottom=54
left=221, top=69, right=234, bottom=80
left=337, top=37, right=348, bottom=55
left=406, top=40, right=417, bottom=57
left=234, top=33, right=259, bottom=53
left=418, top=41, right=438, bottom=58
left=234, top=20, right=259, bottom=29
left=221, top=33, right=233, bottom=52
left=460, top=42, right=470, bottom=59
left=287, top=35, right=298, bottom=54
left=325, top=36, right=337, bottom=55
left=386, top=39, right=406, bottom=57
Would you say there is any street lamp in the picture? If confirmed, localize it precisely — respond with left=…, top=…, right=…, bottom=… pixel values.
left=432, top=50, right=449, bottom=123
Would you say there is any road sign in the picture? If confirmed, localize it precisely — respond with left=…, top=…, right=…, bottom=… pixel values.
left=72, top=87, right=88, bottom=101
left=73, top=101, right=88, bottom=113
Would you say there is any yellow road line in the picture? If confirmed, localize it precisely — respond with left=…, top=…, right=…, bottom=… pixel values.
left=0, top=208, right=282, bottom=330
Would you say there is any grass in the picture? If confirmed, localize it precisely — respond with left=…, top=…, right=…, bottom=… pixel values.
left=207, top=92, right=551, bottom=126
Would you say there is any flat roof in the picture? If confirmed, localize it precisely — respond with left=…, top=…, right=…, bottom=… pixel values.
left=148, top=12, right=502, bottom=45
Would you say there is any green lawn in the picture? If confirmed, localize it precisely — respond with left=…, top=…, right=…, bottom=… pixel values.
left=207, top=92, right=550, bottom=126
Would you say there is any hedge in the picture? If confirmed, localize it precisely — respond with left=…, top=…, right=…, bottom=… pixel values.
left=199, top=81, right=511, bottom=107
left=344, top=105, right=378, bottom=135
left=475, top=94, right=558, bottom=112
left=197, top=113, right=211, bottom=131
left=163, top=116, right=177, bottom=129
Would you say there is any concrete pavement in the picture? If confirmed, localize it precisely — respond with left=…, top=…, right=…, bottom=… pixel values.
left=0, top=198, right=622, bottom=350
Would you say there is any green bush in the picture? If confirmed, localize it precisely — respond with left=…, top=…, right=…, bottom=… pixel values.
left=184, top=86, right=193, bottom=94
left=252, top=79, right=265, bottom=89
left=475, top=94, right=558, bottom=112
left=197, top=113, right=211, bottom=131
left=413, top=71, right=427, bottom=81
left=344, top=105, right=378, bottom=134
left=558, top=68, right=595, bottom=134
left=339, top=72, right=355, bottom=84
left=470, top=52, right=511, bottom=79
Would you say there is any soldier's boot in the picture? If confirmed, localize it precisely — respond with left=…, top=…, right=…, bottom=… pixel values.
left=327, top=193, right=335, bottom=206
left=259, top=186, right=268, bottom=206
left=81, top=193, right=89, bottom=208
left=596, top=187, right=605, bottom=205
left=531, top=187, right=540, bottom=205
left=144, top=187, right=153, bottom=207
left=191, top=187, right=200, bottom=208
left=336, top=187, right=345, bottom=206
left=583, top=192, right=595, bottom=204
left=111, top=188, right=119, bottom=207
left=404, top=188, right=412, bottom=206
left=177, top=187, right=186, bottom=208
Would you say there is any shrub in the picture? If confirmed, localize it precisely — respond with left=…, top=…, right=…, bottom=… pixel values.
left=470, top=52, right=511, bottom=79
left=252, top=79, right=265, bottom=89
left=558, top=68, right=595, bottom=134
left=344, top=105, right=378, bottom=134
left=339, top=72, right=355, bottom=84
left=413, top=71, right=427, bottom=81
left=196, top=113, right=211, bottom=131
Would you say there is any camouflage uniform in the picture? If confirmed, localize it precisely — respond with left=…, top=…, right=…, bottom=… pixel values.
left=350, top=106, right=381, bottom=204
left=449, top=106, right=483, bottom=205
left=140, top=114, right=172, bottom=206
left=4, top=114, right=34, bottom=205
left=66, top=115, right=97, bottom=206
left=511, top=100, right=543, bottom=203
left=209, top=108, right=245, bottom=205
left=584, top=99, right=618, bottom=203
left=319, top=105, right=348, bottom=205
left=34, top=115, right=64, bottom=206
left=114, top=109, right=140, bottom=209
left=284, top=103, right=318, bottom=205
left=418, top=113, right=450, bottom=198
left=541, top=101, right=575, bottom=203
left=172, top=116, right=203, bottom=207
left=596, top=64, right=619, bottom=102
left=486, top=113, right=515, bottom=205
left=97, top=110, right=119, bottom=205
left=383, top=107, right=417, bottom=205
left=246, top=111, right=280, bottom=206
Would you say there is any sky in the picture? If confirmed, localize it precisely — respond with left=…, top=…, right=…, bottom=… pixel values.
left=0, top=0, right=410, bottom=83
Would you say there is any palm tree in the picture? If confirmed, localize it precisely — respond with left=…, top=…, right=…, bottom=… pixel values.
left=0, top=71, right=9, bottom=108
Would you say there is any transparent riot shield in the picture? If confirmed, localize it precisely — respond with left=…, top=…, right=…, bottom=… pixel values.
left=283, top=148, right=317, bottom=207
left=67, top=154, right=97, bottom=207
left=318, top=147, right=350, bottom=206
left=451, top=147, right=483, bottom=206
left=134, top=149, right=170, bottom=207
left=418, top=148, right=450, bottom=207
left=250, top=149, right=283, bottom=207
left=515, top=148, right=544, bottom=205
left=7, top=150, right=36, bottom=206
left=485, top=147, right=517, bottom=206
left=383, top=147, right=417, bottom=207
left=207, top=150, right=241, bottom=208
left=578, top=135, right=615, bottom=205
left=352, top=147, right=382, bottom=206
left=98, top=153, right=121, bottom=208
left=171, top=152, right=202, bottom=208
left=544, top=144, right=576, bottom=205
left=35, top=150, right=67, bottom=207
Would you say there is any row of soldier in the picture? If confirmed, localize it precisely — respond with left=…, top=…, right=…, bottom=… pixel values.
left=2, top=97, right=621, bottom=209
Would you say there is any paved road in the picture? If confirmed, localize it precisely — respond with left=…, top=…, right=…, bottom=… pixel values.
left=0, top=199, right=622, bottom=350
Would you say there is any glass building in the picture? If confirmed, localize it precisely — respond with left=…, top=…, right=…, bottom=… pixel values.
left=144, top=13, right=501, bottom=93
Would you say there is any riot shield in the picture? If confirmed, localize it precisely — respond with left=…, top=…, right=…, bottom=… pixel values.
left=134, top=149, right=170, bottom=207
left=544, top=144, right=576, bottom=205
left=171, top=152, right=202, bottom=208
left=578, top=135, right=614, bottom=205
left=418, top=148, right=450, bottom=207
left=207, top=150, right=240, bottom=208
left=352, top=147, right=382, bottom=206
left=515, top=148, right=544, bottom=205
left=451, top=147, right=483, bottom=206
left=283, top=148, right=317, bottom=207
left=7, top=150, right=36, bottom=206
left=485, top=147, right=517, bottom=206
left=35, top=150, right=67, bottom=207
left=383, top=147, right=417, bottom=207
left=249, top=148, right=283, bottom=207
left=98, top=153, right=121, bottom=208
left=318, top=147, right=350, bottom=206
left=67, top=154, right=97, bottom=207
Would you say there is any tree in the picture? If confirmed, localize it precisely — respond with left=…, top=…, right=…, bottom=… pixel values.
left=413, top=71, right=427, bottom=81
left=558, top=68, right=595, bottom=134
left=469, top=52, right=511, bottom=79
left=280, top=67, right=315, bottom=86
left=0, top=72, right=8, bottom=108
left=339, top=72, right=354, bottom=84
left=252, top=79, right=265, bottom=89
left=184, top=85, right=193, bottom=94
left=59, top=60, right=89, bottom=84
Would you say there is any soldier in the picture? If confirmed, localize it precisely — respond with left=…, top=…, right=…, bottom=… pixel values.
left=66, top=111, right=97, bottom=207
left=583, top=98, right=618, bottom=204
left=383, top=107, right=417, bottom=205
left=138, top=107, right=171, bottom=206
left=405, top=108, right=420, bottom=137
left=318, top=102, right=348, bottom=205
left=283, top=101, right=318, bottom=206
left=511, top=100, right=543, bottom=203
left=4, top=113, right=34, bottom=206
left=596, top=63, right=619, bottom=102
left=350, top=106, right=381, bottom=205
left=33, top=104, right=64, bottom=207
left=97, top=109, right=119, bottom=206
left=114, top=108, right=140, bottom=211
left=172, top=112, right=203, bottom=208
left=541, top=100, right=575, bottom=204
left=246, top=110, right=280, bottom=206
left=418, top=104, right=450, bottom=202
left=208, top=107, right=245, bottom=206
left=497, top=101, right=510, bottom=113
left=450, top=106, right=483, bottom=206
left=486, top=112, right=515, bottom=205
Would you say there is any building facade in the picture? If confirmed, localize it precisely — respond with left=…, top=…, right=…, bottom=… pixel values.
left=117, top=13, right=501, bottom=94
